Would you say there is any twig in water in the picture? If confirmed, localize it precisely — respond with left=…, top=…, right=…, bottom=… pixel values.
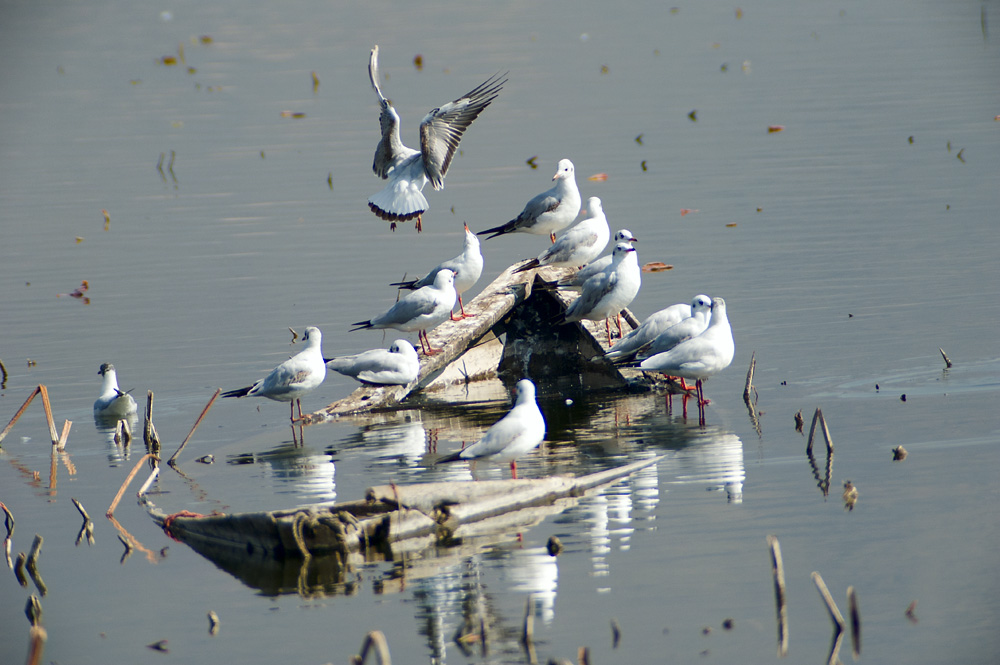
left=2, top=501, right=13, bottom=569
left=207, top=610, right=220, bottom=636
left=137, top=465, right=160, bottom=496
left=15, top=552, right=28, bottom=586
left=812, top=572, right=845, bottom=665
left=354, top=630, right=391, bottom=665
left=806, top=408, right=833, bottom=456
left=0, top=386, right=42, bottom=446
left=578, top=646, right=591, bottom=665
left=522, top=596, right=538, bottom=664
left=71, top=498, right=90, bottom=522
left=144, top=391, right=160, bottom=454
left=767, top=535, right=789, bottom=658
left=0, top=356, right=8, bottom=388
left=847, top=586, right=861, bottom=659
left=938, top=347, right=952, bottom=369
left=168, top=389, right=220, bottom=466
left=107, top=453, right=159, bottom=517
left=611, top=618, right=621, bottom=648
left=38, top=385, right=60, bottom=446
left=25, top=593, right=43, bottom=626
left=26, top=625, right=47, bottom=665
left=26, top=535, right=46, bottom=596
left=743, top=351, right=756, bottom=401
left=57, top=420, right=72, bottom=450
left=904, top=600, right=918, bottom=624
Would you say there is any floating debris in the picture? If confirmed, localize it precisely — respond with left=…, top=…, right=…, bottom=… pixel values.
left=767, top=535, right=788, bottom=658
left=680, top=208, right=698, bottom=216
left=311, top=71, right=320, bottom=91
left=588, top=173, right=608, bottom=181
left=842, top=480, right=858, bottom=511
left=102, top=209, right=110, bottom=230
left=956, top=148, right=965, bottom=163
left=199, top=35, right=213, bottom=44
left=526, top=156, right=538, bottom=169
left=161, top=56, right=177, bottom=66
left=208, top=611, right=220, bottom=636
left=908, top=135, right=914, bottom=144
left=546, top=535, right=563, bottom=556
left=641, top=262, right=672, bottom=273
left=635, top=133, right=643, bottom=145
left=722, top=618, right=734, bottom=630
left=413, top=54, right=423, bottom=70
left=195, top=455, right=214, bottom=464
left=611, top=618, right=621, bottom=648
left=147, top=639, right=169, bottom=653
left=938, top=347, right=953, bottom=368
left=892, top=445, right=908, bottom=461
left=600, top=65, right=609, bottom=74
left=56, top=280, right=89, bottom=300
left=279, top=110, right=306, bottom=119
left=767, top=125, right=785, bottom=133
left=640, top=160, right=647, bottom=171
left=688, top=109, right=697, bottom=121
left=794, top=410, right=804, bottom=433
left=848, top=586, right=861, bottom=659
left=905, top=600, right=919, bottom=623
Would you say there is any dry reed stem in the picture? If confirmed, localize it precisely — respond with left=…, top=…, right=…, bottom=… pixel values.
left=356, top=630, right=391, bottom=665
left=137, top=465, right=160, bottom=497
left=106, top=454, right=159, bottom=517
left=107, top=514, right=158, bottom=564
left=811, top=572, right=845, bottom=629
left=0, top=386, right=40, bottom=446
left=2, top=501, right=13, bottom=539
left=938, top=347, right=952, bottom=368
left=57, top=420, right=72, bottom=450
left=26, top=625, right=47, bottom=665
left=37, top=385, right=59, bottom=446
left=168, top=388, right=220, bottom=465
left=0, top=356, right=8, bottom=387
left=611, top=617, right=621, bottom=648
left=767, top=535, right=789, bottom=658
left=806, top=408, right=834, bottom=456
left=847, top=586, right=861, bottom=659
left=743, top=351, right=756, bottom=401
left=71, top=498, right=90, bottom=522
left=27, top=534, right=43, bottom=568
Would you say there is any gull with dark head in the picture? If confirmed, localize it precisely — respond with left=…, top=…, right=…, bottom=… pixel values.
left=367, top=45, right=506, bottom=232
left=221, top=326, right=327, bottom=421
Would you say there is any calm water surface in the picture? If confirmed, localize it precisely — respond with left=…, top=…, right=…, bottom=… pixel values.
left=2, top=1, right=999, bottom=663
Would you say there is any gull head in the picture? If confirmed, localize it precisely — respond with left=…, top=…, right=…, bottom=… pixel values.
left=553, top=158, right=575, bottom=181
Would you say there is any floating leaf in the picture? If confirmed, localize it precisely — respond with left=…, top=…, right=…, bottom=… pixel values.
left=641, top=262, right=673, bottom=273
left=526, top=156, right=538, bottom=169
left=102, top=209, right=110, bottom=230
left=635, top=133, right=643, bottom=145
left=75, top=237, right=84, bottom=244
left=311, top=71, right=320, bottom=90
left=600, top=65, right=609, bottom=74
left=735, top=7, right=743, bottom=19
left=187, top=67, right=196, bottom=75
left=130, top=79, right=142, bottom=85
left=161, top=56, right=177, bottom=66
left=725, top=223, right=738, bottom=228
left=199, top=35, right=213, bottom=44
left=641, top=160, right=647, bottom=172
left=767, top=125, right=785, bottom=133
left=956, top=148, right=965, bottom=163
left=413, top=54, right=423, bottom=70
left=756, top=207, right=763, bottom=212
left=280, top=111, right=306, bottom=118
left=688, top=109, right=698, bottom=121
left=680, top=208, right=699, bottom=216
left=588, top=173, right=608, bottom=181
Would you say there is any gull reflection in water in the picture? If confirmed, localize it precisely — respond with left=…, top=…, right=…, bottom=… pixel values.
left=94, top=413, right=139, bottom=466
left=500, top=545, right=559, bottom=624
left=667, top=426, right=745, bottom=503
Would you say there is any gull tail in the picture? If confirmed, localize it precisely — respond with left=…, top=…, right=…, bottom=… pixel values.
left=435, top=450, right=464, bottom=464
left=221, top=385, right=253, bottom=399
left=349, top=320, right=373, bottom=332
left=476, top=219, right=518, bottom=240
left=513, top=258, right=541, bottom=274
left=389, top=278, right=419, bottom=290
left=368, top=182, right=428, bottom=222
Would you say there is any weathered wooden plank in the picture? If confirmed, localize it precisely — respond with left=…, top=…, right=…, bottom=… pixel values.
left=308, top=261, right=645, bottom=420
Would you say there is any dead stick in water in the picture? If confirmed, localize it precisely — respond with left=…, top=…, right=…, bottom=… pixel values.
left=811, top=571, right=845, bottom=629
left=0, top=386, right=41, bottom=446
left=38, top=385, right=59, bottom=446
left=847, top=586, right=861, bottom=659
left=0, top=356, right=8, bottom=387
left=938, top=347, right=952, bottom=369
left=57, top=420, right=72, bottom=450
left=743, top=351, right=756, bottom=401
left=106, top=454, right=159, bottom=517
left=356, top=630, right=391, bottom=665
left=767, top=535, right=789, bottom=658
left=168, top=389, right=220, bottom=465
left=26, top=625, right=47, bottom=665
left=71, top=498, right=90, bottom=522
left=144, top=391, right=160, bottom=452
left=521, top=596, right=538, bottom=664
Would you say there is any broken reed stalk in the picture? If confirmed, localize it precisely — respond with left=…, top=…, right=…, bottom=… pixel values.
left=0, top=356, right=8, bottom=386
left=938, top=347, right=953, bottom=369
left=106, top=453, right=159, bottom=517
left=26, top=625, right=47, bottom=665
left=26, top=534, right=43, bottom=569
left=847, top=586, right=861, bottom=659
left=167, top=388, right=221, bottom=465
left=578, top=646, right=591, bottom=665
left=38, top=385, right=60, bottom=446
left=806, top=408, right=834, bottom=456
left=2, top=501, right=13, bottom=539
left=611, top=618, right=621, bottom=648
left=521, top=596, right=538, bottom=664
left=144, top=391, right=160, bottom=452
left=767, top=535, right=789, bottom=658
left=356, top=630, right=391, bottom=665
left=71, top=498, right=90, bottom=522
left=0, top=386, right=41, bottom=446
left=57, top=420, right=72, bottom=450
left=743, top=351, right=756, bottom=402
left=137, top=465, right=160, bottom=497
left=811, top=572, right=845, bottom=630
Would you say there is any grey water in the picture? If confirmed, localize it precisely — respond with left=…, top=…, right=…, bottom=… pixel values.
left=2, top=0, right=999, bottom=663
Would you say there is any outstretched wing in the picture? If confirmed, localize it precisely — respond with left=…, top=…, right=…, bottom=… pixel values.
left=370, top=45, right=412, bottom=179
left=419, top=72, right=506, bottom=190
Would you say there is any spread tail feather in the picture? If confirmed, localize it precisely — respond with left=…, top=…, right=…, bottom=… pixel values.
left=368, top=182, right=428, bottom=222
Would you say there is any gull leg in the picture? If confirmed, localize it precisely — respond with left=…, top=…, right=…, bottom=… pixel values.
left=549, top=232, right=557, bottom=243
left=510, top=460, right=518, bottom=480
left=605, top=318, right=613, bottom=346
left=458, top=295, right=474, bottom=319
left=415, top=215, right=423, bottom=233
left=697, top=380, right=707, bottom=426
left=390, top=222, right=397, bottom=232
left=420, top=330, right=442, bottom=356
left=616, top=313, right=624, bottom=339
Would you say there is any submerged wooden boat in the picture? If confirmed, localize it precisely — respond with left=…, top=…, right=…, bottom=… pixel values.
left=309, top=261, right=647, bottom=420
left=145, top=457, right=660, bottom=596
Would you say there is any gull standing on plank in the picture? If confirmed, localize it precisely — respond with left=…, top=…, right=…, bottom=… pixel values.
left=390, top=222, right=483, bottom=319
left=563, top=242, right=641, bottom=345
left=549, top=229, right=637, bottom=290
left=514, top=196, right=610, bottom=273
left=367, top=45, right=506, bottom=232
left=221, top=326, right=327, bottom=421
left=93, top=363, right=137, bottom=418
left=635, top=297, right=734, bottom=423
left=326, top=339, right=419, bottom=386
left=604, top=298, right=701, bottom=361
left=351, top=269, right=457, bottom=356
left=478, top=159, right=581, bottom=242
left=436, top=379, right=545, bottom=478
